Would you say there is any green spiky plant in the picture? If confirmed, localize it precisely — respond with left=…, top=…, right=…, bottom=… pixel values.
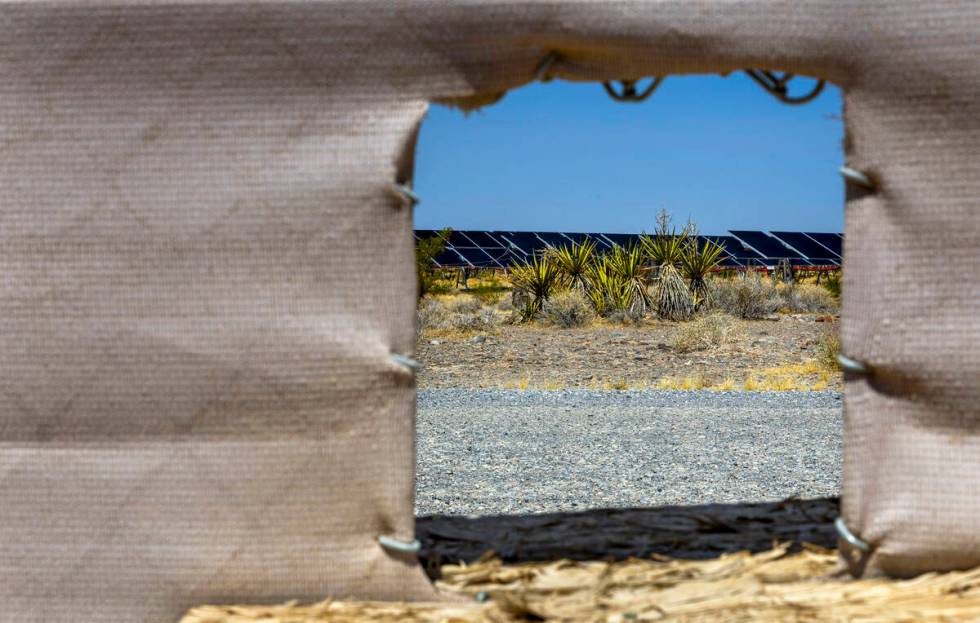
left=641, top=209, right=690, bottom=267
left=607, top=243, right=651, bottom=314
left=681, top=237, right=725, bottom=309
left=642, top=209, right=694, bottom=320
left=585, top=255, right=634, bottom=316
left=641, top=232, right=687, bottom=267
left=551, top=240, right=597, bottom=291
left=584, top=255, right=612, bottom=316
left=510, top=254, right=563, bottom=321
left=655, top=262, right=694, bottom=320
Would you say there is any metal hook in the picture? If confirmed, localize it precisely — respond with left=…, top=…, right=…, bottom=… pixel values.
left=744, top=69, right=826, bottom=105
left=839, top=166, right=875, bottom=190
left=835, top=517, right=871, bottom=552
left=390, top=353, right=422, bottom=371
left=390, top=183, right=419, bottom=208
left=378, top=535, right=421, bottom=554
left=837, top=353, right=870, bottom=375
left=602, top=77, right=665, bottom=103
left=535, top=52, right=560, bottom=83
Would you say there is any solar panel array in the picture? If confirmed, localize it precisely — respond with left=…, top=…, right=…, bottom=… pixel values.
left=415, top=230, right=843, bottom=269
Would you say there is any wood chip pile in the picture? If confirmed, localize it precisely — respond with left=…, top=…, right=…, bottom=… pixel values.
left=181, top=544, right=980, bottom=622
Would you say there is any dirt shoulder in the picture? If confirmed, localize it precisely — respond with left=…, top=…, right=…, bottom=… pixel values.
left=417, top=313, right=841, bottom=391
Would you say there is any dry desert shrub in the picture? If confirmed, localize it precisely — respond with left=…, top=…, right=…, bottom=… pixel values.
left=444, top=295, right=482, bottom=315
left=449, top=307, right=498, bottom=332
left=780, top=283, right=839, bottom=313
left=818, top=331, right=841, bottom=370
left=496, top=293, right=514, bottom=312
left=417, top=297, right=450, bottom=333
left=417, top=296, right=497, bottom=334
left=708, top=273, right=782, bottom=319
left=541, top=289, right=595, bottom=328
left=671, top=313, right=739, bottom=353
left=606, top=307, right=644, bottom=325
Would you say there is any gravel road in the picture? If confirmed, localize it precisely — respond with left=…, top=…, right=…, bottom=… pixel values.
left=416, top=389, right=842, bottom=516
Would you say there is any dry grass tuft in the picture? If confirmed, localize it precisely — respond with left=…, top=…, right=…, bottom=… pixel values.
left=778, top=283, right=839, bottom=314
left=743, top=360, right=832, bottom=391
left=417, top=295, right=499, bottom=337
left=540, top=289, right=595, bottom=328
left=657, top=373, right=713, bottom=390
left=818, top=331, right=841, bottom=370
left=707, top=273, right=782, bottom=319
left=671, top=313, right=739, bottom=353
left=603, top=378, right=630, bottom=390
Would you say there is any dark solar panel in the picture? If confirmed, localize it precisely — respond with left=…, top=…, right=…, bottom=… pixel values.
left=728, top=230, right=798, bottom=258
left=770, top=231, right=840, bottom=263
left=602, top=233, right=641, bottom=248
left=417, top=229, right=838, bottom=269
left=452, top=247, right=497, bottom=266
left=497, top=232, right=543, bottom=255
left=760, top=257, right=808, bottom=266
left=586, top=234, right=615, bottom=250
left=803, top=232, right=844, bottom=258
left=558, top=232, right=591, bottom=245
left=458, top=231, right=501, bottom=247
left=433, top=248, right=470, bottom=267
left=702, top=236, right=762, bottom=261
left=441, top=231, right=475, bottom=247
left=533, top=232, right=568, bottom=248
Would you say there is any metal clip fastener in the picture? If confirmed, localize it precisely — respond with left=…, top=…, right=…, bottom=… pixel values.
left=837, top=353, right=870, bottom=375
left=602, top=77, right=664, bottom=103
left=839, top=166, right=875, bottom=190
left=378, top=535, right=421, bottom=554
left=391, top=184, right=420, bottom=207
left=390, top=353, right=422, bottom=371
left=835, top=517, right=871, bottom=552
left=535, top=52, right=559, bottom=82
left=744, top=69, right=825, bottom=105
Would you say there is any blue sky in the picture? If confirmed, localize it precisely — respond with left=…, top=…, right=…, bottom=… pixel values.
left=414, top=74, right=843, bottom=235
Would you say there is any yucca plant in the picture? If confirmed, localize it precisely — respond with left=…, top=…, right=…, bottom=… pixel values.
left=584, top=256, right=612, bottom=316
left=607, top=244, right=651, bottom=314
left=510, top=255, right=562, bottom=321
left=641, top=232, right=688, bottom=267
left=641, top=208, right=691, bottom=266
left=643, top=209, right=695, bottom=320
left=551, top=240, right=596, bottom=291
left=604, top=273, right=635, bottom=314
left=681, top=237, right=725, bottom=309
left=585, top=255, right=634, bottom=315
left=655, top=262, right=694, bottom=320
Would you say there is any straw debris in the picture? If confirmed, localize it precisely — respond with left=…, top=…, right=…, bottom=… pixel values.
left=182, top=545, right=980, bottom=622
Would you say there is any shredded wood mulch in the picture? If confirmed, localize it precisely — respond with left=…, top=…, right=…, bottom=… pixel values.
left=181, top=544, right=980, bottom=622
left=181, top=498, right=980, bottom=622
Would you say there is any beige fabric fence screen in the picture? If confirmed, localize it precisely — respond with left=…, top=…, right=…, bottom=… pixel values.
left=0, top=1, right=977, bottom=621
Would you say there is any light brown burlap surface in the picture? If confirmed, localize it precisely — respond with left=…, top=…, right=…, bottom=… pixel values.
left=0, top=1, right=977, bottom=621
